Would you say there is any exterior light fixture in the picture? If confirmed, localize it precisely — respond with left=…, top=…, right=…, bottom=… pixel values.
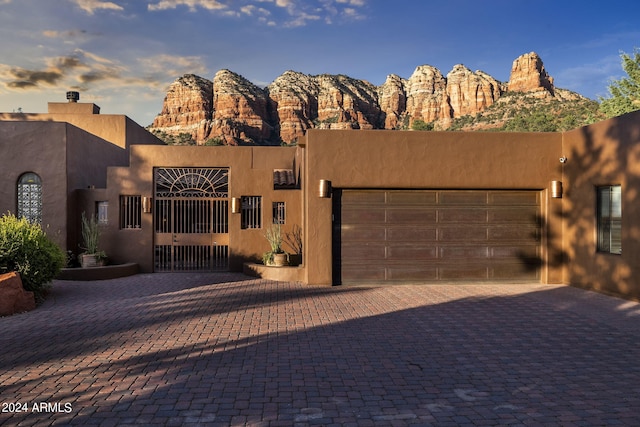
left=142, top=196, right=153, bottom=213
left=319, top=180, right=332, bottom=198
left=231, top=197, right=241, bottom=214
left=550, top=181, right=563, bottom=199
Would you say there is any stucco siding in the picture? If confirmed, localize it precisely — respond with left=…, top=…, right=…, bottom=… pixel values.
left=562, top=110, right=640, bottom=298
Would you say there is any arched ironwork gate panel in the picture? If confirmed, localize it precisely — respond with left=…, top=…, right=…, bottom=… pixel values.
left=153, top=168, right=229, bottom=272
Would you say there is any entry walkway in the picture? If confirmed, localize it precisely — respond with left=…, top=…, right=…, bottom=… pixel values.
left=2, top=274, right=640, bottom=426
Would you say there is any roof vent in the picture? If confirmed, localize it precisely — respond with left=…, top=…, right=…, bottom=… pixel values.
left=66, top=91, right=80, bottom=103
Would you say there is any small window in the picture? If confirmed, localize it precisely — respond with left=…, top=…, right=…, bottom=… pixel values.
left=120, top=195, right=141, bottom=229
left=597, top=185, right=622, bottom=254
left=241, top=196, right=262, bottom=229
left=273, top=202, right=286, bottom=224
left=17, top=172, right=42, bottom=224
left=96, top=201, right=108, bottom=225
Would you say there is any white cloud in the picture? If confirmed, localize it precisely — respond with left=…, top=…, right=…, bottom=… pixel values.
left=68, top=0, right=124, bottom=15
left=145, top=0, right=367, bottom=27
left=147, top=0, right=227, bottom=12
left=137, top=54, right=208, bottom=77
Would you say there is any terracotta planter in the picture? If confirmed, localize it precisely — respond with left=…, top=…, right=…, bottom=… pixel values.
left=80, top=254, right=105, bottom=268
left=272, top=253, right=289, bottom=267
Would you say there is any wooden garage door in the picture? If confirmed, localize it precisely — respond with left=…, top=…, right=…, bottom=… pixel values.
left=334, top=190, right=541, bottom=284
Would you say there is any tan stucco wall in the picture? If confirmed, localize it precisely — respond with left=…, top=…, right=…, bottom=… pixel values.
left=0, top=117, right=143, bottom=253
left=304, top=129, right=564, bottom=285
left=562, top=110, right=640, bottom=299
left=96, top=145, right=302, bottom=272
left=0, top=121, right=69, bottom=249
left=65, top=125, right=131, bottom=255
left=2, top=103, right=164, bottom=150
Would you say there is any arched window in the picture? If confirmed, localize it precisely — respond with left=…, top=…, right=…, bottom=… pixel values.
left=17, top=172, right=42, bottom=224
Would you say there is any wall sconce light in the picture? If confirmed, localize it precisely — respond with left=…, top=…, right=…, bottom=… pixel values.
left=142, top=196, right=153, bottom=213
left=319, top=180, right=332, bottom=198
left=231, top=197, right=241, bottom=214
left=550, top=181, right=563, bottom=199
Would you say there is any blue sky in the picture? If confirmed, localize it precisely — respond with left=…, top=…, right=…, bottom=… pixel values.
left=0, top=0, right=638, bottom=126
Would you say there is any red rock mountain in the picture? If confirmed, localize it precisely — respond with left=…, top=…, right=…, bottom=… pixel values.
left=150, top=52, right=575, bottom=145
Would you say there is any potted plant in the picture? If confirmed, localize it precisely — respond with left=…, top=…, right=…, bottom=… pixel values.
left=80, top=212, right=107, bottom=268
left=262, top=223, right=288, bottom=267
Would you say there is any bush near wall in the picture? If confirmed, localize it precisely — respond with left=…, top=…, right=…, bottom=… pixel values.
left=0, top=214, right=66, bottom=301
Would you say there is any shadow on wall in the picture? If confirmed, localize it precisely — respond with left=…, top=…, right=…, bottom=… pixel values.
left=516, top=213, right=568, bottom=277
left=563, top=112, right=640, bottom=298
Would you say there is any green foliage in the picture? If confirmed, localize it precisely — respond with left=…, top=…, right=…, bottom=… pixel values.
left=81, top=212, right=103, bottom=257
left=264, top=223, right=284, bottom=253
left=499, top=98, right=603, bottom=132
left=313, top=115, right=340, bottom=126
left=204, top=137, right=225, bottom=146
left=411, top=119, right=434, bottom=131
left=0, top=213, right=66, bottom=300
left=599, top=48, right=640, bottom=118
left=263, top=223, right=285, bottom=265
left=448, top=114, right=479, bottom=131
left=149, top=129, right=196, bottom=145
left=445, top=91, right=603, bottom=132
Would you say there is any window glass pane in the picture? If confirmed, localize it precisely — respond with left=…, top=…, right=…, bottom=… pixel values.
left=241, top=196, right=262, bottom=229
left=120, top=195, right=142, bottom=229
left=97, top=201, right=108, bottom=225
left=610, top=186, right=622, bottom=254
left=597, top=185, right=621, bottom=254
left=272, top=202, right=285, bottom=224
left=17, top=172, right=42, bottom=224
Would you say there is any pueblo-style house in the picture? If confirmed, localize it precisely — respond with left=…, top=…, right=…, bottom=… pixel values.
left=1, top=95, right=640, bottom=300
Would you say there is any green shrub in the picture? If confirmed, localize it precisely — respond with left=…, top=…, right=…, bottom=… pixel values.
left=411, top=119, right=434, bottom=131
left=0, top=214, right=66, bottom=301
left=204, top=137, right=224, bottom=146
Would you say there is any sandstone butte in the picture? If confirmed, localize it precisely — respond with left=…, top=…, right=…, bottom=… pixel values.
left=150, top=52, right=585, bottom=145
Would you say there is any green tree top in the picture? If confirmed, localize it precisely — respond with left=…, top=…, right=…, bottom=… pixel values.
left=599, top=48, right=640, bottom=118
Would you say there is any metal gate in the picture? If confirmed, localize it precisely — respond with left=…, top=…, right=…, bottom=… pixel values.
left=153, top=167, right=229, bottom=272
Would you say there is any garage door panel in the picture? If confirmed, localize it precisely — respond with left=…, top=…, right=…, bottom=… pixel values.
left=341, top=243, right=386, bottom=260
left=387, top=191, right=437, bottom=205
left=387, top=208, right=437, bottom=223
left=341, top=226, right=386, bottom=241
left=439, top=191, right=488, bottom=205
left=490, top=262, right=540, bottom=280
left=438, top=208, right=488, bottom=223
left=342, top=208, right=386, bottom=224
left=488, top=226, right=539, bottom=241
left=438, top=227, right=488, bottom=242
left=489, top=191, right=539, bottom=205
left=387, top=265, right=438, bottom=281
left=343, top=191, right=386, bottom=205
left=387, top=245, right=438, bottom=260
left=337, top=189, right=542, bottom=284
left=490, top=245, right=539, bottom=259
left=439, top=265, right=489, bottom=280
left=387, top=227, right=437, bottom=242
left=489, top=207, right=539, bottom=223
left=440, top=246, right=490, bottom=259
left=341, top=264, right=386, bottom=282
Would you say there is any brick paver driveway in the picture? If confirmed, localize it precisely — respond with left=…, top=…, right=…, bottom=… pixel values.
left=2, top=273, right=640, bottom=426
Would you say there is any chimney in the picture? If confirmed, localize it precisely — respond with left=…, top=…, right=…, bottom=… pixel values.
left=66, top=91, right=80, bottom=103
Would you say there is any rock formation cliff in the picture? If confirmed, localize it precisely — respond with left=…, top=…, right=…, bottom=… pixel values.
left=150, top=52, right=580, bottom=144
left=150, top=74, right=213, bottom=142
